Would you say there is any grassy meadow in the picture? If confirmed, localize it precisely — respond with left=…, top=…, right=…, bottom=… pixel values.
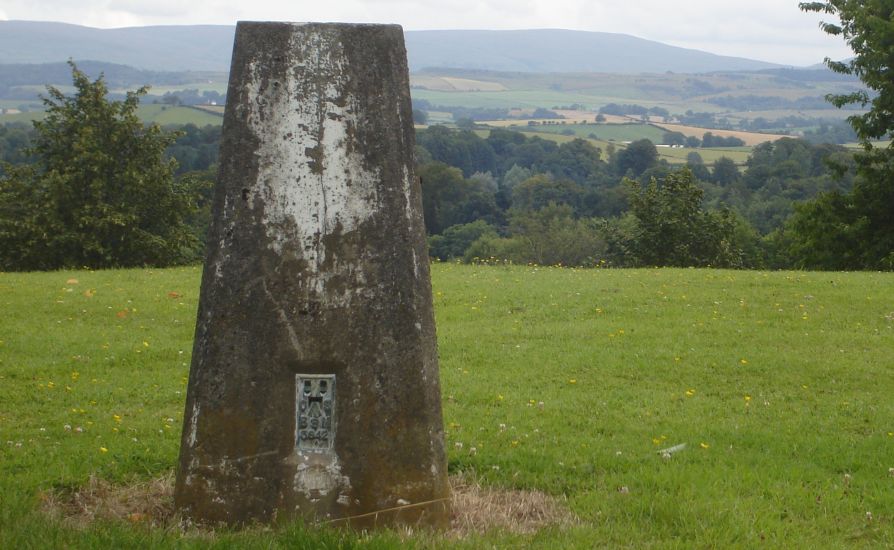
left=0, top=105, right=223, bottom=127
left=1, top=264, right=893, bottom=547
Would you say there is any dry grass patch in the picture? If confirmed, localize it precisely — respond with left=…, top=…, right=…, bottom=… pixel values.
left=41, top=473, right=176, bottom=528
left=41, top=473, right=576, bottom=537
left=447, top=474, right=577, bottom=537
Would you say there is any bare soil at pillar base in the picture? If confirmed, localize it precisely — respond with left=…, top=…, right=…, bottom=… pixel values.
left=1, top=265, right=893, bottom=547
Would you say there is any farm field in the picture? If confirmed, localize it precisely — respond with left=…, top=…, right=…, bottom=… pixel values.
left=134, top=105, right=223, bottom=126
left=0, top=105, right=224, bottom=127
left=652, top=122, right=789, bottom=147
left=514, top=122, right=667, bottom=143
left=1, top=264, right=893, bottom=547
left=654, top=145, right=752, bottom=165
left=412, top=88, right=707, bottom=113
left=473, top=127, right=754, bottom=165
left=410, top=68, right=866, bottom=117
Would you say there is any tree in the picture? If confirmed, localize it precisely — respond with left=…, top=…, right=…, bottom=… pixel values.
left=795, top=2, right=894, bottom=268
left=538, top=138, right=605, bottom=184
left=626, top=168, right=743, bottom=267
left=412, top=108, right=428, bottom=125
left=616, top=139, right=658, bottom=177
left=712, top=156, right=740, bottom=185
left=0, top=62, right=201, bottom=270
left=418, top=162, right=500, bottom=234
left=662, top=131, right=686, bottom=146
left=428, top=220, right=497, bottom=260
left=511, top=174, right=584, bottom=213
left=465, top=203, right=607, bottom=267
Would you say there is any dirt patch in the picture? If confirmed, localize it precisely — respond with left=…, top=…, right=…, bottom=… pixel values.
left=40, top=473, right=576, bottom=537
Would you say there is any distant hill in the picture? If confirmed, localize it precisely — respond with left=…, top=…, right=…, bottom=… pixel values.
left=0, top=21, right=234, bottom=72
left=404, top=29, right=782, bottom=73
left=0, top=60, right=217, bottom=90
left=1, top=21, right=786, bottom=74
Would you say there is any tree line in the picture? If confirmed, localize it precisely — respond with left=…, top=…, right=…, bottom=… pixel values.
left=414, top=126, right=858, bottom=269
left=0, top=96, right=874, bottom=271
left=3, top=1, right=893, bottom=275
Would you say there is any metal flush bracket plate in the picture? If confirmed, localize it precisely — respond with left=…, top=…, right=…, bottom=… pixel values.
left=295, top=374, right=336, bottom=452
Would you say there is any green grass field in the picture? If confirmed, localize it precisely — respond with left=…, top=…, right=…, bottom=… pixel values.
left=135, top=105, right=223, bottom=127
left=0, top=106, right=223, bottom=127
left=1, top=265, right=893, bottom=547
left=411, top=89, right=719, bottom=114
left=516, top=122, right=668, bottom=143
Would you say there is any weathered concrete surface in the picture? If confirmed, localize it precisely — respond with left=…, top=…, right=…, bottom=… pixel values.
left=174, top=22, right=449, bottom=528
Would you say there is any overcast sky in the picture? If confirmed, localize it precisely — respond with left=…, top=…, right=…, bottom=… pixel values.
left=0, top=0, right=852, bottom=67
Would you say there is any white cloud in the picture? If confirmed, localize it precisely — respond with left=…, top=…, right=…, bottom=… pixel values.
left=0, top=0, right=854, bottom=66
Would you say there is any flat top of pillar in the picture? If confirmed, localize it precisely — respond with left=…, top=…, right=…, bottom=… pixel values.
left=235, top=21, right=404, bottom=32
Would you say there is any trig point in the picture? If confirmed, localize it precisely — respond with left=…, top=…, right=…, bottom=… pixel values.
left=175, top=22, right=450, bottom=528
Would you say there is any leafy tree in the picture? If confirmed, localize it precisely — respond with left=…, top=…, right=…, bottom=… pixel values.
left=0, top=62, right=201, bottom=270
left=418, top=162, right=500, bottom=234
left=416, top=125, right=497, bottom=177
left=428, top=220, right=497, bottom=260
left=712, top=156, right=740, bottom=185
left=501, top=164, right=532, bottom=190
left=686, top=151, right=711, bottom=181
left=616, top=139, right=658, bottom=177
left=511, top=174, right=584, bottom=212
left=538, top=138, right=605, bottom=184
left=465, top=204, right=607, bottom=267
left=412, top=108, right=428, bottom=125
left=781, top=190, right=861, bottom=270
left=626, top=168, right=743, bottom=267
left=166, top=123, right=221, bottom=175
left=0, top=123, right=35, bottom=166
left=793, top=1, right=894, bottom=268
left=663, top=131, right=687, bottom=146
left=702, top=132, right=745, bottom=147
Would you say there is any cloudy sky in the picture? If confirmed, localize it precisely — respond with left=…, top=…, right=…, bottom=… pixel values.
left=0, top=0, right=851, bottom=66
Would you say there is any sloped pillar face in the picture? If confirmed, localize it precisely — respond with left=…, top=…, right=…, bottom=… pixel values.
left=174, top=22, right=450, bottom=528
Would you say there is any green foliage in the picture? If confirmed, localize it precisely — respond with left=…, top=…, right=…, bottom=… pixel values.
left=418, top=161, right=501, bottom=235
left=701, top=132, right=745, bottom=147
left=416, top=125, right=496, bottom=177
left=0, top=63, right=202, bottom=270
left=616, top=138, right=658, bottom=177
left=800, top=1, right=894, bottom=140
left=511, top=173, right=584, bottom=212
left=465, top=204, right=607, bottom=266
left=0, top=123, right=35, bottom=166
left=662, top=131, right=686, bottom=146
left=626, top=168, right=744, bottom=267
left=791, top=2, right=894, bottom=269
left=428, top=220, right=497, bottom=260
left=412, top=108, right=428, bottom=125
left=711, top=156, right=740, bottom=185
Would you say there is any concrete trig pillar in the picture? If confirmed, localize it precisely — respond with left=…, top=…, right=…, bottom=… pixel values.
left=175, top=22, right=450, bottom=528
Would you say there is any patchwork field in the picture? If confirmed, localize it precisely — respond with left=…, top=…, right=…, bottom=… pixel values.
left=652, top=122, right=789, bottom=147
left=1, top=264, right=892, bottom=547
left=473, top=127, right=753, bottom=165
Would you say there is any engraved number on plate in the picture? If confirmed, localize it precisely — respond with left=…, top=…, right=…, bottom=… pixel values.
left=296, top=374, right=336, bottom=451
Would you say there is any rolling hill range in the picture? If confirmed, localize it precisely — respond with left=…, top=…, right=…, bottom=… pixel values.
left=0, top=20, right=786, bottom=74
